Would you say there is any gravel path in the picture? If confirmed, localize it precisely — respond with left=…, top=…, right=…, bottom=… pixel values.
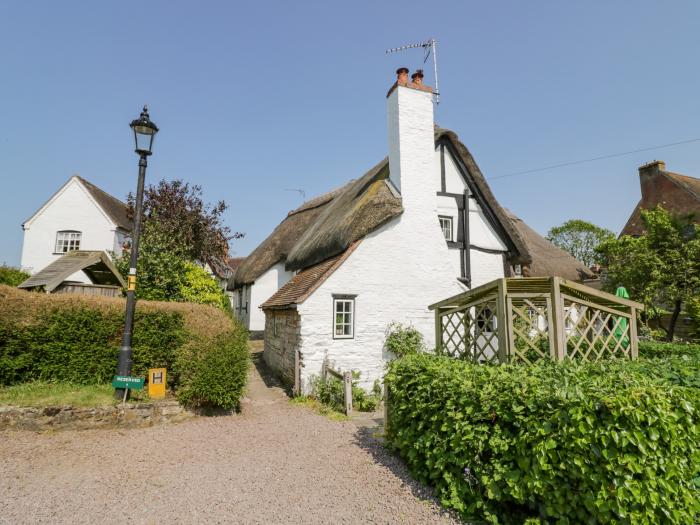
left=0, top=344, right=460, bottom=524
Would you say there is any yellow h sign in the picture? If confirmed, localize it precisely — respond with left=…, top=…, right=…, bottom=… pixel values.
left=148, top=368, right=166, bottom=399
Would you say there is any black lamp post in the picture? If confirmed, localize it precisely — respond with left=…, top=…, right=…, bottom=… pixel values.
left=115, top=106, right=159, bottom=400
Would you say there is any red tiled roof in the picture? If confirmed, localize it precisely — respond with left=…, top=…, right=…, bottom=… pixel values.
left=261, top=243, right=360, bottom=309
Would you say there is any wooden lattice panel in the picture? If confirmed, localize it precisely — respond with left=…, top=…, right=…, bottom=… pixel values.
left=506, top=296, right=554, bottom=364
left=563, top=300, right=632, bottom=360
left=438, top=298, right=499, bottom=363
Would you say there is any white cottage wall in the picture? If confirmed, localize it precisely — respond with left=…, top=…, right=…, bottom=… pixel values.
left=248, top=262, right=294, bottom=331
left=20, top=178, right=118, bottom=279
left=296, top=84, right=464, bottom=391
left=297, top=216, right=464, bottom=391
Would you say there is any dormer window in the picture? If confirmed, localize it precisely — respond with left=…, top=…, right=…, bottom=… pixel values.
left=55, top=231, right=81, bottom=253
left=439, top=216, right=453, bottom=242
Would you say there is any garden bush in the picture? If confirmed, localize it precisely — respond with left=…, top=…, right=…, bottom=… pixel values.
left=385, top=322, right=425, bottom=357
left=385, top=353, right=699, bottom=524
left=638, top=339, right=700, bottom=359
left=0, top=265, right=30, bottom=287
left=175, top=328, right=249, bottom=410
left=309, top=372, right=382, bottom=413
left=0, top=285, right=248, bottom=409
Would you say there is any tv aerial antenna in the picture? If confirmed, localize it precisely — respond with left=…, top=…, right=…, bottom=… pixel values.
left=284, top=188, right=306, bottom=202
left=386, top=38, right=440, bottom=104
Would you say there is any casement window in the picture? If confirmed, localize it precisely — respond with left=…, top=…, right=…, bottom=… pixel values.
left=54, top=231, right=81, bottom=253
left=438, top=216, right=453, bottom=242
left=333, top=296, right=355, bottom=339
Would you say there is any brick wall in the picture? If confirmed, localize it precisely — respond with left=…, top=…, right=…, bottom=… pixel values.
left=263, top=309, right=300, bottom=387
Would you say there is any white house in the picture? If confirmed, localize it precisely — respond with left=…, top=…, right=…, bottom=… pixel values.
left=20, top=175, right=131, bottom=281
left=235, top=69, right=593, bottom=391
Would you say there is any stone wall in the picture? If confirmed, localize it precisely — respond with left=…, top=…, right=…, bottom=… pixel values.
left=0, top=400, right=194, bottom=432
left=263, top=309, right=300, bottom=387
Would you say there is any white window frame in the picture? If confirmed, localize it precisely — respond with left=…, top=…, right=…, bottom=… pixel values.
left=438, top=216, right=453, bottom=242
left=54, top=230, right=82, bottom=254
left=333, top=297, right=355, bottom=339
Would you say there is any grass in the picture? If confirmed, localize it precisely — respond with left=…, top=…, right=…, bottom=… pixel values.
left=290, top=396, right=349, bottom=422
left=0, top=381, right=150, bottom=407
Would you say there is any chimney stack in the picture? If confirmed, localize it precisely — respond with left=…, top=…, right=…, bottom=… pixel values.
left=638, top=160, right=666, bottom=206
left=386, top=68, right=435, bottom=218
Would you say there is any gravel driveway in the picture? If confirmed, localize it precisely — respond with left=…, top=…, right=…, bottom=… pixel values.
left=0, top=344, right=460, bottom=524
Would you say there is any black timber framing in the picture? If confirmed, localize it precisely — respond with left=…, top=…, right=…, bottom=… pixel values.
left=436, top=136, right=520, bottom=260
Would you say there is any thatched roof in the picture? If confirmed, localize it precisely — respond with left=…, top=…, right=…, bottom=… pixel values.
left=232, top=184, right=349, bottom=286
left=18, top=251, right=126, bottom=292
left=285, top=158, right=402, bottom=271
left=234, top=127, right=536, bottom=289
left=505, top=211, right=595, bottom=282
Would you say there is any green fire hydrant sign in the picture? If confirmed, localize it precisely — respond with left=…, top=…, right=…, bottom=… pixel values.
left=112, top=375, right=145, bottom=390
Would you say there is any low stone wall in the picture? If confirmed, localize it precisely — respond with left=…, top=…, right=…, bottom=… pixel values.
left=0, top=400, right=195, bottom=432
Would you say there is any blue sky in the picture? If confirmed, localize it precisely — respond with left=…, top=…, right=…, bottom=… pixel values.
left=2, top=1, right=699, bottom=265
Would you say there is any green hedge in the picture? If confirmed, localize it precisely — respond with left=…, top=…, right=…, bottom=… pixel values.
left=0, top=285, right=248, bottom=409
left=385, top=353, right=700, bottom=524
left=638, top=340, right=700, bottom=359
left=176, top=329, right=249, bottom=410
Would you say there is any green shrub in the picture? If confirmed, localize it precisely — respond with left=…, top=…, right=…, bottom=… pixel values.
left=0, top=266, right=30, bottom=287
left=385, top=353, right=700, bottom=524
left=638, top=340, right=700, bottom=359
left=175, top=327, right=249, bottom=410
left=310, top=373, right=382, bottom=413
left=385, top=322, right=425, bottom=357
left=0, top=285, right=248, bottom=409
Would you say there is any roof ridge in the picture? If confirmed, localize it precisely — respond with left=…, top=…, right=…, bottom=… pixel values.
left=77, top=176, right=128, bottom=206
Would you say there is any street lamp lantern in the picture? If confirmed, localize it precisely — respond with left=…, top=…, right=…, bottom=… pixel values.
left=115, top=105, right=158, bottom=400
left=130, top=105, right=159, bottom=156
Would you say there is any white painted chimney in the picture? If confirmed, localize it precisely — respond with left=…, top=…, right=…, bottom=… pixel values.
left=386, top=68, right=436, bottom=218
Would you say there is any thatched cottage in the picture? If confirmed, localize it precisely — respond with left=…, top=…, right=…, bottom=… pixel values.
left=231, top=70, right=592, bottom=392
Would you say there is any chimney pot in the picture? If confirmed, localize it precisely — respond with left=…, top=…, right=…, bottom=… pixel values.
left=396, top=67, right=409, bottom=85
left=411, top=69, right=424, bottom=85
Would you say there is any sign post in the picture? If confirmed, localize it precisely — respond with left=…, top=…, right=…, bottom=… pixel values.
left=112, top=376, right=145, bottom=403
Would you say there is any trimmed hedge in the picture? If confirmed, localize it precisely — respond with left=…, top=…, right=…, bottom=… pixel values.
left=385, top=353, right=699, bottom=524
left=638, top=340, right=700, bottom=359
left=0, top=285, right=249, bottom=409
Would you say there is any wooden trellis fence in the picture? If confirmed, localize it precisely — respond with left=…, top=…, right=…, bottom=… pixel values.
left=429, top=277, right=644, bottom=364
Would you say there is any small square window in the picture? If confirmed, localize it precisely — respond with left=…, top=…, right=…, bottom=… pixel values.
left=333, top=298, right=354, bottom=339
left=55, top=231, right=82, bottom=253
left=439, top=216, right=453, bottom=242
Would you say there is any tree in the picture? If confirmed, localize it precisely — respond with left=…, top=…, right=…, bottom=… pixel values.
left=116, top=179, right=240, bottom=310
left=115, top=221, right=230, bottom=309
left=597, top=206, right=700, bottom=341
left=546, top=219, right=615, bottom=267
left=127, top=179, right=243, bottom=263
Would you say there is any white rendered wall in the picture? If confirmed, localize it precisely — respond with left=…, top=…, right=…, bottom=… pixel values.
left=469, top=200, right=508, bottom=252
left=248, top=262, right=294, bottom=331
left=443, top=150, right=465, bottom=194
left=469, top=249, right=505, bottom=288
left=20, top=177, right=118, bottom=280
left=297, top=85, right=464, bottom=391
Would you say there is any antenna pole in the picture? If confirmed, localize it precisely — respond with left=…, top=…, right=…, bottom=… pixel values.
left=386, top=38, right=440, bottom=105
left=430, top=39, right=440, bottom=104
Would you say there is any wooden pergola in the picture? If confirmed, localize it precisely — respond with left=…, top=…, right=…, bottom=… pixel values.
left=429, top=277, right=644, bottom=364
